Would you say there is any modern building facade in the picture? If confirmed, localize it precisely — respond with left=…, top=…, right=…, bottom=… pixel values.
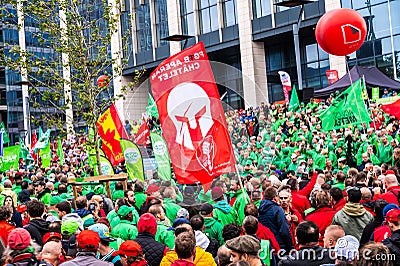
left=120, top=0, right=400, bottom=121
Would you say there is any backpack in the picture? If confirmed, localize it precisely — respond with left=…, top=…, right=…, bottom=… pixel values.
left=6, top=255, right=48, bottom=266
left=205, top=236, right=219, bottom=258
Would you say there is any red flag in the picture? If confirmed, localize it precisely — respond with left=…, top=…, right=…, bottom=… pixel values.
left=134, top=120, right=150, bottom=145
left=30, top=130, right=38, bottom=160
left=278, top=71, right=292, bottom=103
left=151, top=42, right=235, bottom=187
left=381, top=99, right=400, bottom=119
left=96, top=104, right=128, bottom=166
left=326, top=70, right=339, bottom=85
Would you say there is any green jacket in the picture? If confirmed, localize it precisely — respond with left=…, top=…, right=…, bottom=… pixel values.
left=134, top=192, right=147, bottom=210
left=378, top=143, right=393, bottom=164
left=38, top=192, right=52, bottom=205
left=111, top=219, right=138, bottom=241
left=155, top=221, right=175, bottom=249
left=164, top=198, right=181, bottom=224
left=232, top=190, right=250, bottom=225
left=213, top=200, right=238, bottom=226
left=107, top=210, right=119, bottom=229
left=204, top=217, right=224, bottom=246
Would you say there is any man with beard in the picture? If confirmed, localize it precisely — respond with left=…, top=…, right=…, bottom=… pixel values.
left=35, top=180, right=52, bottom=205
left=148, top=204, right=175, bottom=249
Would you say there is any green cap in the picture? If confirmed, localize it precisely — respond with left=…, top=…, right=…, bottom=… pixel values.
left=94, top=185, right=105, bottom=195
left=61, top=220, right=79, bottom=236
left=112, top=190, right=124, bottom=201
left=118, top=206, right=133, bottom=217
left=83, top=218, right=95, bottom=229
left=49, top=196, right=63, bottom=206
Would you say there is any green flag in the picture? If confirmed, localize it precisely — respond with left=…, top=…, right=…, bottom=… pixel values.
left=0, top=122, right=9, bottom=144
left=145, top=94, right=159, bottom=119
left=120, top=139, right=145, bottom=181
left=0, top=145, right=20, bottom=172
left=150, top=132, right=172, bottom=181
left=289, top=85, right=300, bottom=111
left=90, top=155, right=115, bottom=176
left=57, top=138, right=64, bottom=166
left=19, top=138, right=29, bottom=160
left=41, top=144, right=51, bottom=168
left=35, top=129, right=51, bottom=150
left=319, top=79, right=371, bottom=131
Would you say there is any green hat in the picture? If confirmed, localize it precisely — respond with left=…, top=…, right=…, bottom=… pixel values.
left=61, top=220, right=79, bottom=236
left=256, top=143, right=263, bottom=149
left=49, top=196, right=63, bottom=206
left=112, top=190, right=124, bottom=201
left=94, top=185, right=105, bottom=195
left=83, top=218, right=95, bottom=229
left=245, top=159, right=253, bottom=165
left=118, top=206, right=134, bottom=217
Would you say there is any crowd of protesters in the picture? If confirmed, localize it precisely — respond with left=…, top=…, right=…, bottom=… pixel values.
left=0, top=96, right=399, bottom=266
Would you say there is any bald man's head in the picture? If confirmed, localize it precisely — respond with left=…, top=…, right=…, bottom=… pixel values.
left=384, top=174, right=398, bottom=188
left=323, top=225, right=345, bottom=248
left=41, top=241, right=62, bottom=264
left=361, top=187, right=372, bottom=200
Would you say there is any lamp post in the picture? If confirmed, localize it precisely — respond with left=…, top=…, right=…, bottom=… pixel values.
left=161, top=34, right=195, bottom=50
left=275, top=0, right=314, bottom=91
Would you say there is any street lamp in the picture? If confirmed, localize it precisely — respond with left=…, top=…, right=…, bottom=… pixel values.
left=275, top=0, right=315, bottom=91
left=161, top=34, right=194, bottom=50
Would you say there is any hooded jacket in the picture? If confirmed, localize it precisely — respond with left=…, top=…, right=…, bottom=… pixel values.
left=160, top=246, right=216, bottom=266
left=18, top=189, right=31, bottom=204
left=24, top=218, right=49, bottom=246
left=203, top=217, right=224, bottom=246
left=213, top=201, right=238, bottom=226
left=332, top=202, right=374, bottom=241
left=36, top=188, right=52, bottom=205
left=170, top=260, right=196, bottom=266
left=258, top=200, right=293, bottom=251
left=382, top=229, right=400, bottom=262
left=59, top=251, right=113, bottom=266
left=73, top=208, right=93, bottom=221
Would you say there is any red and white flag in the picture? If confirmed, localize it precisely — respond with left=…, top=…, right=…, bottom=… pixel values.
left=134, top=119, right=150, bottom=145
left=278, top=71, right=292, bottom=103
left=151, top=42, right=235, bottom=187
left=326, top=70, right=339, bottom=85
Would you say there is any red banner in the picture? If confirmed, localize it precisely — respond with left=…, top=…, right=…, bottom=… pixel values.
left=381, top=99, right=400, bottom=120
left=134, top=120, right=150, bottom=145
left=278, top=71, right=292, bottom=103
left=326, top=70, right=339, bottom=85
left=96, top=104, right=128, bottom=166
left=151, top=42, right=235, bottom=186
left=30, top=130, right=38, bottom=160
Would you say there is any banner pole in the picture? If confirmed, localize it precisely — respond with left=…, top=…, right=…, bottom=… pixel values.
left=363, top=74, right=377, bottom=132
left=234, top=163, right=250, bottom=204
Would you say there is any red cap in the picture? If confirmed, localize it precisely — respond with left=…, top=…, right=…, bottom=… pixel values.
left=386, top=209, right=400, bottom=223
left=146, top=185, right=159, bottom=195
left=112, top=240, right=143, bottom=257
left=211, top=186, right=224, bottom=200
left=17, top=204, right=27, bottom=213
left=137, top=213, right=157, bottom=235
left=385, top=170, right=396, bottom=175
left=77, top=230, right=100, bottom=250
left=8, top=228, right=31, bottom=250
left=43, top=232, right=62, bottom=244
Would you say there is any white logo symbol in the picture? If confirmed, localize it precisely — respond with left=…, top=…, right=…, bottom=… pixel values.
left=341, top=24, right=361, bottom=44
left=196, top=135, right=216, bottom=174
left=153, top=141, right=166, bottom=156
left=124, top=148, right=139, bottom=164
left=101, top=162, right=112, bottom=175
left=167, top=82, right=213, bottom=151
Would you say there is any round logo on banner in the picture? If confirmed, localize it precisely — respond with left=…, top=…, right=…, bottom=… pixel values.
left=153, top=141, right=166, bottom=155
left=101, top=162, right=112, bottom=175
left=124, top=148, right=140, bottom=164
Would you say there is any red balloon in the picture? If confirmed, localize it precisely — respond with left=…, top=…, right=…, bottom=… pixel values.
left=315, top=8, right=367, bottom=56
left=97, top=75, right=109, bottom=87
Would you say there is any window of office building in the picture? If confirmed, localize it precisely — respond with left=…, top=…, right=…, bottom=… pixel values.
left=253, top=0, right=272, bottom=18
left=121, top=0, right=133, bottom=59
left=223, top=0, right=237, bottom=27
left=180, top=0, right=196, bottom=36
left=342, top=0, right=400, bottom=79
left=135, top=0, right=153, bottom=52
left=199, top=0, right=219, bottom=34
left=155, top=0, right=169, bottom=46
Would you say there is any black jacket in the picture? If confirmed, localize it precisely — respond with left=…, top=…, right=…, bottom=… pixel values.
left=24, top=219, right=49, bottom=246
left=278, top=246, right=334, bottom=266
left=134, top=232, right=167, bottom=266
left=383, top=229, right=400, bottom=264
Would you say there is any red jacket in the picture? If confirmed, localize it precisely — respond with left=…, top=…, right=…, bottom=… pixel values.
left=305, top=206, right=336, bottom=246
left=291, top=193, right=310, bottom=217
left=373, top=225, right=391, bottom=243
left=333, top=198, right=346, bottom=212
left=374, top=186, right=400, bottom=204
left=0, top=220, right=16, bottom=246
left=286, top=208, right=303, bottom=250
left=297, top=172, right=318, bottom=198
left=256, top=223, right=280, bottom=253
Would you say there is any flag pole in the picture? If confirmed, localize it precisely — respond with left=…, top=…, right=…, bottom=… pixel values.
left=363, top=74, right=377, bottom=132
left=234, top=163, right=250, bottom=204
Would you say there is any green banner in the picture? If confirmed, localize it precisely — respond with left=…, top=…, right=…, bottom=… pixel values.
left=150, top=132, right=172, bottom=181
left=372, top=87, right=380, bottom=100
left=57, top=138, right=64, bottom=165
left=0, top=122, right=10, bottom=144
left=120, top=139, right=144, bottom=181
left=319, top=79, right=371, bottom=131
left=376, top=96, right=400, bottom=104
left=41, top=144, right=51, bottom=168
left=145, top=94, right=159, bottom=119
left=0, top=145, right=20, bottom=172
left=90, top=155, right=114, bottom=176
left=18, top=138, right=29, bottom=160
left=289, top=85, right=299, bottom=111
